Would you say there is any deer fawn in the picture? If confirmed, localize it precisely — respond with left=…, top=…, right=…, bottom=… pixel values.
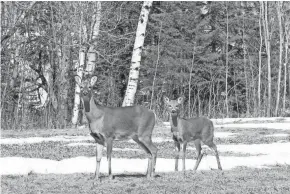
left=164, top=96, right=222, bottom=174
left=75, top=75, right=157, bottom=180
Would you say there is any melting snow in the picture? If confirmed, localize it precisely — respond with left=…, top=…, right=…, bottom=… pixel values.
left=0, top=136, right=92, bottom=145
left=1, top=132, right=234, bottom=145
left=163, top=119, right=290, bottom=130
left=211, top=117, right=290, bottom=124
left=214, top=123, right=290, bottom=130
left=1, top=143, right=290, bottom=175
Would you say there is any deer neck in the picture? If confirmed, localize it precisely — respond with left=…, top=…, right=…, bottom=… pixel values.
left=169, top=113, right=179, bottom=131
left=82, top=93, right=104, bottom=123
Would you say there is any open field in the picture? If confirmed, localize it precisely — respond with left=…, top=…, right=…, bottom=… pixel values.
left=1, top=117, right=290, bottom=193
left=2, top=166, right=290, bottom=194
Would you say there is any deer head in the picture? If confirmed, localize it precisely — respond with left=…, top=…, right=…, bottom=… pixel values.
left=163, top=96, right=183, bottom=116
left=75, top=75, right=98, bottom=97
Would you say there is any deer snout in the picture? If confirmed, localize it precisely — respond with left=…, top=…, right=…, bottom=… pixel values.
left=171, top=109, right=177, bottom=113
left=82, top=90, right=89, bottom=95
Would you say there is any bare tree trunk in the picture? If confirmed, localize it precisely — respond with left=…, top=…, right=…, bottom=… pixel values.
left=248, top=55, right=256, bottom=116
left=225, top=2, right=229, bottom=117
left=213, top=81, right=216, bottom=118
left=58, top=33, right=71, bottom=128
left=283, top=19, right=290, bottom=112
left=234, top=71, right=239, bottom=117
left=122, top=1, right=153, bottom=106
left=242, top=12, right=249, bottom=117
left=197, top=87, right=201, bottom=117
left=275, top=1, right=283, bottom=116
left=265, top=2, right=272, bottom=117
left=258, top=2, right=263, bottom=116
left=150, top=21, right=162, bottom=110
left=208, top=81, right=212, bottom=117
left=262, top=2, right=272, bottom=117
left=188, top=45, right=195, bottom=117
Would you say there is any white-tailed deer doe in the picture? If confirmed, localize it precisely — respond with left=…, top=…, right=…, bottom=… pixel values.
left=75, top=75, right=157, bottom=180
left=164, top=96, right=222, bottom=174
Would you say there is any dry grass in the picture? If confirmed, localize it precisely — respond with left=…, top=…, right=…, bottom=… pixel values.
left=2, top=166, right=290, bottom=194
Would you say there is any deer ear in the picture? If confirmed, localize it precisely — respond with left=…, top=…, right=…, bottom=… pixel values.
left=90, top=76, right=98, bottom=86
left=163, top=96, right=170, bottom=104
left=177, top=97, right=183, bottom=104
left=74, top=76, right=82, bottom=86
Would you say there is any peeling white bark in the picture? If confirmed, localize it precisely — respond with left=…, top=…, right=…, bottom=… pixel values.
left=72, top=48, right=86, bottom=126
left=122, top=1, right=153, bottom=107
left=86, top=1, right=101, bottom=74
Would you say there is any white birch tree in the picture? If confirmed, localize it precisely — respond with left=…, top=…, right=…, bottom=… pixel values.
left=72, top=2, right=102, bottom=126
left=122, top=1, right=153, bottom=107
left=86, top=1, right=101, bottom=74
left=72, top=47, right=86, bottom=126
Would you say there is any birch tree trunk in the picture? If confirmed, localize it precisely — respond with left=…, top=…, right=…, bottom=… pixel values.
left=150, top=21, right=162, bottom=110
left=72, top=3, right=101, bottom=126
left=72, top=10, right=86, bottom=126
left=122, top=1, right=153, bottom=107
left=86, top=1, right=101, bottom=74
left=274, top=1, right=283, bottom=116
left=72, top=47, right=86, bottom=126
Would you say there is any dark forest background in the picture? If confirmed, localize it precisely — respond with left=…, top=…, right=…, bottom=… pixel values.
left=1, top=1, right=290, bottom=130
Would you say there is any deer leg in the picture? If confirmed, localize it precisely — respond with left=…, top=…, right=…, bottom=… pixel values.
left=133, top=137, right=152, bottom=177
left=94, top=143, right=103, bottom=180
left=193, top=139, right=203, bottom=172
left=181, top=142, right=187, bottom=175
left=139, top=136, right=158, bottom=178
left=174, top=139, right=180, bottom=171
left=106, top=138, right=113, bottom=179
left=209, top=143, right=222, bottom=170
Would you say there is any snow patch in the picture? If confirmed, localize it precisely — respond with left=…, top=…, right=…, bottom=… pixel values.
left=1, top=143, right=289, bottom=175
left=0, top=136, right=92, bottom=145
left=215, top=123, right=290, bottom=130
left=0, top=132, right=237, bottom=146
left=211, top=117, right=290, bottom=124
left=163, top=117, right=290, bottom=126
